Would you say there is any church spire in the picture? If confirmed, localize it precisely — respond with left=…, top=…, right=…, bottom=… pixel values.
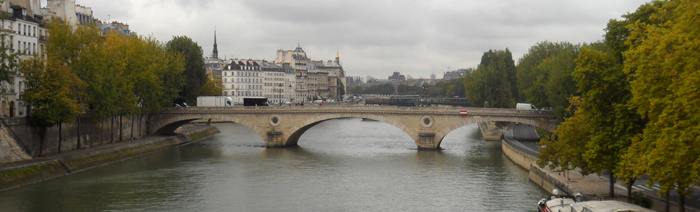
left=212, top=30, right=219, bottom=59
left=335, top=51, right=340, bottom=65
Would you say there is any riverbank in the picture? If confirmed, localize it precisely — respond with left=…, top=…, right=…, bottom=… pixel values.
left=0, top=124, right=220, bottom=191
left=501, top=134, right=698, bottom=212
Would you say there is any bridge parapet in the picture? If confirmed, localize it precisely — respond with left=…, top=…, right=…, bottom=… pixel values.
left=164, top=106, right=554, bottom=118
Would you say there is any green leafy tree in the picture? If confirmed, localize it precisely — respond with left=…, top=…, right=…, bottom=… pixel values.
left=537, top=97, right=593, bottom=175
left=21, top=56, right=84, bottom=156
left=623, top=0, right=697, bottom=209
left=362, top=83, right=394, bottom=95
left=347, top=86, right=363, bottom=94
left=397, top=84, right=421, bottom=95
left=573, top=46, right=646, bottom=198
left=337, top=79, right=345, bottom=97
left=517, top=41, right=580, bottom=120
left=0, top=33, right=20, bottom=86
left=198, top=72, right=224, bottom=97
left=166, top=36, right=206, bottom=105
left=445, top=78, right=465, bottom=97
left=464, top=49, right=516, bottom=108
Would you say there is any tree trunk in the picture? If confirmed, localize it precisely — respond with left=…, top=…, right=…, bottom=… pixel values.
left=610, top=173, right=615, bottom=197
left=76, top=117, right=81, bottom=149
left=666, top=191, right=670, bottom=212
left=119, top=114, right=123, bottom=141
left=58, top=122, right=63, bottom=153
left=100, top=119, right=104, bottom=145
left=89, top=119, right=94, bottom=148
left=146, top=115, right=151, bottom=136
left=679, top=192, right=685, bottom=212
left=110, top=116, right=114, bottom=143
left=131, top=114, right=135, bottom=139
left=627, top=178, right=636, bottom=202
left=138, top=114, right=142, bottom=137
left=38, top=127, right=46, bottom=157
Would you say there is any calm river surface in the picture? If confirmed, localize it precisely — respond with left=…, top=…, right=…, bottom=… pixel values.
left=0, top=118, right=547, bottom=211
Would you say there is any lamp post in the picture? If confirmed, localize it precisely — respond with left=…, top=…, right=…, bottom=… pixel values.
left=288, top=84, right=292, bottom=105
left=278, top=83, right=283, bottom=106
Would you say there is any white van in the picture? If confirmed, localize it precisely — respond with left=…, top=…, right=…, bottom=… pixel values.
left=516, top=103, right=537, bottom=110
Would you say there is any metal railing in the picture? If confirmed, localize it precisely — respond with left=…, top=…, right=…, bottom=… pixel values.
left=0, top=117, right=32, bottom=156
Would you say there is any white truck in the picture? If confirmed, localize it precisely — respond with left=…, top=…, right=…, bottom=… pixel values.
left=197, top=96, right=234, bottom=107
left=516, top=103, right=537, bottom=110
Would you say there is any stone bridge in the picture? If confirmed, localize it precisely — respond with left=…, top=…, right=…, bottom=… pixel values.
left=150, top=106, right=557, bottom=150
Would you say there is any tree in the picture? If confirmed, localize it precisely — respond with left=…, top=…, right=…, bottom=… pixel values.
left=166, top=36, right=206, bottom=105
left=573, top=46, right=646, bottom=198
left=198, top=72, right=223, bottom=97
left=539, top=49, right=579, bottom=120
left=623, top=0, right=696, bottom=210
left=347, top=86, right=363, bottom=95
left=45, top=20, right=113, bottom=145
left=21, top=56, right=84, bottom=156
left=0, top=33, right=20, bottom=86
left=517, top=41, right=580, bottom=121
left=537, top=96, right=593, bottom=175
left=464, top=49, right=516, bottom=108
left=517, top=41, right=566, bottom=102
left=337, top=79, right=345, bottom=97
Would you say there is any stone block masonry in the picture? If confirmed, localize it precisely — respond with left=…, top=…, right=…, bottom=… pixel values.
left=0, top=125, right=219, bottom=191
left=4, top=115, right=149, bottom=157
left=152, top=106, right=558, bottom=150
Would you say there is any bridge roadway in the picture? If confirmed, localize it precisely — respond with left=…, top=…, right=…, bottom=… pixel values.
left=151, top=105, right=557, bottom=150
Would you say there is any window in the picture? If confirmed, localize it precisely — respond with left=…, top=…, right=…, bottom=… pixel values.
left=224, top=91, right=227, bottom=96
left=231, top=85, right=234, bottom=89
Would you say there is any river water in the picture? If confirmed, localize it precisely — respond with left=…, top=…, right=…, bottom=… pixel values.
left=0, top=118, right=547, bottom=212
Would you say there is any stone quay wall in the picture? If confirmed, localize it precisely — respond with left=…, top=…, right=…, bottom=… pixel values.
left=0, top=125, right=219, bottom=191
left=5, top=115, right=149, bottom=157
left=501, top=138, right=571, bottom=195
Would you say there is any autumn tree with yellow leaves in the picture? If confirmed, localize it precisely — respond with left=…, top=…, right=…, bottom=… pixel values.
left=21, top=19, right=185, bottom=153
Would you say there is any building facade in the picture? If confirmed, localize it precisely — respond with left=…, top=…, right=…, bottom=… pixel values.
left=221, top=60, right=265, bottom=104
left=260, top=60, right=287, bottom=105
left=0, top=0, right=47, bottom=117
left=275, top=45, right=309, bottom=103
left=443, top=69, right=467, bottom=81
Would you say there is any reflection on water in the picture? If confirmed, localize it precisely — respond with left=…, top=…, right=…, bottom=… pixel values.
left=0, top=118, right=546, bottom=212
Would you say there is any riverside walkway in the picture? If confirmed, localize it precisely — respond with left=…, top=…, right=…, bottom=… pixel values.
left=503, top=124, right=699, bottom=212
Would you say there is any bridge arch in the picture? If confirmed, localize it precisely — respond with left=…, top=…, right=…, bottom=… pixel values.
left=150, top=113, right=270, bottom=141
left=283, top=114, right=418, bottom=147
left=429, top=116, right=558, bottom=149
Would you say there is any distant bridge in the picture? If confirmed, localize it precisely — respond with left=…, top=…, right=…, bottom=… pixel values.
left=150, top=106, right=557, bottom=150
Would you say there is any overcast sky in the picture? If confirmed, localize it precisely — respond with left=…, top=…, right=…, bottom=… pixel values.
left=51, top=0, right=649, bottom=79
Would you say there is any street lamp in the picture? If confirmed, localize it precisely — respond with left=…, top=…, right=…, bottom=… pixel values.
left=278, top=83, right=283, bottom=106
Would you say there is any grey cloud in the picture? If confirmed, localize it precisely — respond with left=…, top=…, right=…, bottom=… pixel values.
left=74, top=0, right=649, bottom=78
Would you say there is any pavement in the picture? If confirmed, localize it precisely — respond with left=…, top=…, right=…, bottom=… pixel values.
left=505, top=123, right=700, bottom=212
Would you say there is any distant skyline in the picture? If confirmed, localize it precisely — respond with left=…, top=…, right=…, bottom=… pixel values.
left=48, top=0, right=649, bottom=78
